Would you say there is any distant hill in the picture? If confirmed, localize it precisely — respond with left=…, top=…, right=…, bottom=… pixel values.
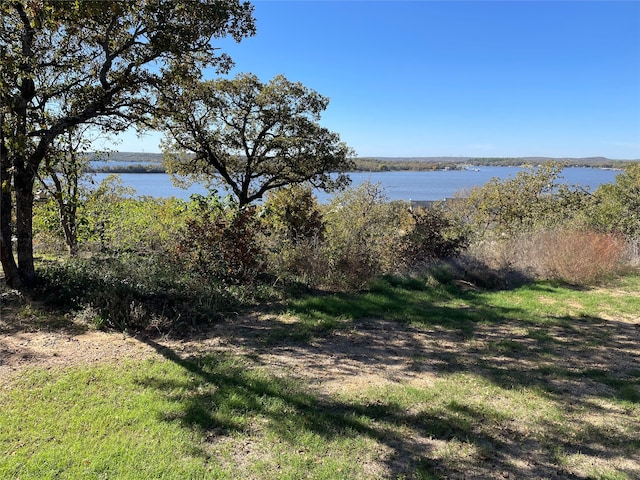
left=87, top=152, right=638, bottom=173
left=354, top=156, right=638, bottom=171
left=89, top=152, right=164, bottom=163
left=358, top=156, right=638, bottom=164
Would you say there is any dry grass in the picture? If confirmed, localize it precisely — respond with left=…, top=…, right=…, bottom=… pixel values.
left=462, top=229, right=629, bottom=287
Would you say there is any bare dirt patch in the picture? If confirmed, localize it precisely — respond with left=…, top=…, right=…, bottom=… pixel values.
left=0, top=329, right=161, bottom=382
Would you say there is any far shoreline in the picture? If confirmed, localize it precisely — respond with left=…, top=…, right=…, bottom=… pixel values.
left=87, top=153, right=637, bottom=174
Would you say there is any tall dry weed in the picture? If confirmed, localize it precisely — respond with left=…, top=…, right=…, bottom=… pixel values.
left=529, top=230, right=625, bottom=284
left=457, top=229, right=628, bottom=287
left=464, top=229, right=626, bottom=286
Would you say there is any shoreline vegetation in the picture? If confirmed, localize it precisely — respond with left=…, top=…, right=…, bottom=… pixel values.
left=86, top=152, right=637, bottom=174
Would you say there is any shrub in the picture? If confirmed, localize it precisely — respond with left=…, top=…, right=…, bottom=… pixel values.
left=35, top=255, right=173, bottom=331
left=32, top=201, right=69, bottom=255
left=35, top=254, right=247, bottom=333
left=102, top=197, right=186, bottom=254
left=588, top=163, right=640, bottom=239
left=175, top=194, right=266, bottom=285
left=449, top=246, right=534, bottom=290
left=261, top=185, right=329, bottom=286
left=34, top=175, right=188, bottom=256
left=262, top=184, right=325, bottom=243
left=463, top=163, right=592, bottom=240
left=398, top=205, right=470, bottom=271
left=322, top=182, right=408, bottom=288
left=33, top=198, right=66, bottom=253
left=267, top=235, right=330, bottom=288
left=79, top=174, right=135, bottom=252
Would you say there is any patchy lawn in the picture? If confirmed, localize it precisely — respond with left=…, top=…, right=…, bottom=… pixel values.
left=1, top=275, right=639, bottom=479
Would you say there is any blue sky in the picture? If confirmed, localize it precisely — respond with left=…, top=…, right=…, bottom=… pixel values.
left=108, top=0, right=640, bottom=159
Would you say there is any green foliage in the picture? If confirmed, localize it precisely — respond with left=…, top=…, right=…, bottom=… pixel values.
left=1, top=0, right=255, bottom=287
left=452, top=162, right=637, bottom=285
left=76, top=175, right=135, bottom=251
left=322, top=182, right=407, bottom=288
left=100, top=196, right=186, bottom=254
left=159, top=73, right=355, bottom=206
left=28, top=160, right=638, bottom=302
left=262, top=184, right=325, bottom=243
left=258, top=182, right=473, bottom=288
left=35, top=254, right=247, bottom=332
left=35, top=129, right=95, bottom=256
left=590, top=163, right=640, bottom=238
left=398, top=205, right=470, bottom=270
left=175, top=193, right=266, bottom=285
left=261, top=185, right=327, bottom=286
left=34, top=175, right=187, bottom=256
left=464, top=163, right=591, bottom=239
left=32, top=197, right=68, bottom=252
left=33, top=174, right=120, bottom=254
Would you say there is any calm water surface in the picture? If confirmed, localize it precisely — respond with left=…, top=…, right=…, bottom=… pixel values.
left=94, top=166, right=622, bottom=203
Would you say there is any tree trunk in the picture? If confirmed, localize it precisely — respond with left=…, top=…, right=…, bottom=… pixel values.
left=14, top=168, right=36, bottom=286
left=51, top=162, right=80, bottom=257
left=61, top=208, right=79, bottom=257
left=0, top=113, right=22, bottom=288
left=0, top=173, right=22, bottom=289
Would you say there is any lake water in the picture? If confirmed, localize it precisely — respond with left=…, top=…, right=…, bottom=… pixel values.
left=93, top=166, right=622, bottom=203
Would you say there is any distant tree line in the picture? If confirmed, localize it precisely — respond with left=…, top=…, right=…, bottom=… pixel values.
left=466, top=157, right=635, bottom=168
left=354, top=157, right=635, bottom=171
left=86, top=156, right=636, bottom=175
left=353, top=158, right=466, bottom=172
left=86, top=164, right=166, bottom=174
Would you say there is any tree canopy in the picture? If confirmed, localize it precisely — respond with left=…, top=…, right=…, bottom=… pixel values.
left=463, top=163, right=590, bottom=238
left=590, top=163, right=640, bottom=238
left=159, top=73, right=355, bottom=207
left=0, top=0, right=255, bottom=287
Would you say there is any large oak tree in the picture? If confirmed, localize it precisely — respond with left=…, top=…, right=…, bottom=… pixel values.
left=0, top=0, right=255, bottom=288
left=159, top=73, right=355, bottom=207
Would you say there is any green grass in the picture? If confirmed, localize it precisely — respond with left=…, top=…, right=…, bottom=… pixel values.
left=284, top=274, right=640, bottom=341
left=1, top=355, right=374, bottom=479
left=2, top=274, right=639, bottom=479
left=281, top=276, right=488, bottom=341
left=1, top=362, right=212, bottom=479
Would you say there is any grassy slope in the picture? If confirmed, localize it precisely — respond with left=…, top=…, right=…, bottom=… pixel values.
left=1, top=275, right=639, bottom=479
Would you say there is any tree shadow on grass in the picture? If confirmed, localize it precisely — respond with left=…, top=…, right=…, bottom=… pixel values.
left=166, top=276, right=637, bottom=478
left=6, top=266, right=638, bottom=478
left=188, top=274, right=640, bottom=420
left=274, top=277, right=522, bottom=343
left=136, top=339, right=426, bottom=477
left=137, top=296, right=640, bottom=480
left=278, top=277, right=640, bottom=405
left=466, top=313, right=640, bottom=405
left=137, top=338, right=524, bottom=479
